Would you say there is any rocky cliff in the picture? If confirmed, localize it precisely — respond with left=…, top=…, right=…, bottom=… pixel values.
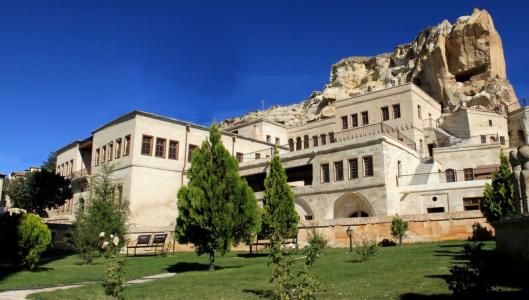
left=220, top=9, right=518, bottom=129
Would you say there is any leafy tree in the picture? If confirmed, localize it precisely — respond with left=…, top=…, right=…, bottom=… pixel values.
left=72, top=164, right=127, bottom=264
left=262, top=148, right=299, bottom=239
left=482, top=152, right=515, bottom=221
left=7, top=169, right=72, bottom=216
left=41, top=152, right=57, bottom=173
left=175, top=125, right=260, bottom=271
left=17, top=213, right=52, bottom=269
left=390, top=215, right=409, bottom=245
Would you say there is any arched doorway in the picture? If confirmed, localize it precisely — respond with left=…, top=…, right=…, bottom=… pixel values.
left=333, top=192, right=375, bottom=219
left=295, top=197, right=314, bottom=221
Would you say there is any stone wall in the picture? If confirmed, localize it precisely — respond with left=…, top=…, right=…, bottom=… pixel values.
left=296, top=211, right=492, bottom=247
left=493, top=216, right=529, bottom=261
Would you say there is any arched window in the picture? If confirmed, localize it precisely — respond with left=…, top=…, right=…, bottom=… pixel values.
left=288, top=138, right=294, bottom=152
left=296, top=137, right=302, bottom=151
left=489, top=136, right=496, bottom=143
left=445, top=169, right=456, bottom=182
left=304, top=135, right=309, bottom=149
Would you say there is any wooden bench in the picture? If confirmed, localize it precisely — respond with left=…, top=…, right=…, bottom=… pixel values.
left=249, top=234, right=298, bottom=254
left=126, top=233, right=168, bottom=256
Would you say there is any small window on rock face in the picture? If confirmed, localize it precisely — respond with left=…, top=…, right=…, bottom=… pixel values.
left=489, top=120, right=492, bottom=126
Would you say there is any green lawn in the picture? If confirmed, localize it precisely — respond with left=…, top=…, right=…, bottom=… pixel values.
left=12, top=241, right=496, bottom=300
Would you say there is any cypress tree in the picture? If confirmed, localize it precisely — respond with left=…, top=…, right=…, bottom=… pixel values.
left=175, top=125, right=260, bottom=271
left=482, top=151, right=515, bottom=221
left=262, top=147, right=299, bottom=239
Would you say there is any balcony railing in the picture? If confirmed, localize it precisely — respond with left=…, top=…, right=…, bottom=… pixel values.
left=69, top=169, right=91, bottom=181
left=334, top=122, right=416, bottom=150
left=397, top=166, right=499, bottom=187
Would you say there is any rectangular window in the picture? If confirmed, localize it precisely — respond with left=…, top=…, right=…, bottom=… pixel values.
left=392, top=104, right=401, bottom=119
left=320, top=134, right=327, bottom=145
left=480, top=135, right=486, bottom=144
left=464, top=168, right=474, bottom=181
left=188, top=144, right=197, bottom=162
left=500, top=136, right=505, bottom=145
left=349, top=158, right=358, bottom=179
left=168, top=140, right=179, bottom=160
left=334, top=161, right=344, bottom=181
left=304, top=136, right=309, bottom=148
left=70, top=159, right=73, bottom=175
left=266, top=135, right=271, bottom=143
left=321, top=163, right=330, bottom=183
left=351, top=113, right=358, bottom=127
left=155, top=138, right=166, bottom=158
left=102, top=145, right=106, bottom=163
left=115, top=138, right=122, bottom=159
left=361, top=111, right=369, bottom=125
left=95, top=148, right=100, bottom=166
left=255, top=153, right=261, bottom=159
left=363, top=156, right=373, bottom=177
left=381, top=106, right=389, bottom=121
left=418, top=105, right=422, bottom=119
left=312, top=135, right=318, bottom=147
left=141, top=135, right=153, bottom=156
left=108, top=142, right=113, bottom=161
left=341, top=116, right=348, bottom=129
left=329, top=132, right=335, bottom=143
left=275, top=137, right=280, bottom=145
left=427, top=207, right=445, bottom=213
left=463, top=197, right=482, bottom=211
left=236, top=152, right=244, bottom=163
left=124, top=135, right=131, bottom=156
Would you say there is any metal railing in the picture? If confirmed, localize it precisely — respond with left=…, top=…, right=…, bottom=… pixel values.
left=397, top=166, right=499, bottom=187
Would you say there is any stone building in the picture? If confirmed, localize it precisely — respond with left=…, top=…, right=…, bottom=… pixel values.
left=50, top=83, right=528, bottom=244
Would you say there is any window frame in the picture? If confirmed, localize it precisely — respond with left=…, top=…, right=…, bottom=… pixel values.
left=155, top=137, right=167, bottom=158
left=141, top=135, right=153, bottom=156
left=321, top=163, right=330, bottom=183
left=124, top=135, right=131, bottom=156
left=392, top=104, right=401, bottom=119
left=348, top=158, right=359, bottom=179
left=115, top=138, right=122, bottom=159
left=334, top=161, right=344, bottom=181
left=363, top=156, right=374, bottom=177
left=341, top=116, right=348, bottom=129
left=361, top=111, right=369, bottom=125
left=351, top=113, right=358, bottom=127
left=188, top=144, right=198, bottom=163
left=381, top=106, right=390, bottom=121
left=168, top=140, right=179, bottom=160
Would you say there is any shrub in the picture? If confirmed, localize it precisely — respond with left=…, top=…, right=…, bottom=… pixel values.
left=354, top=238, right=379, bottom=262
left=481, top=152, right=515, bottom=221
left=17, top=213, right=52, bottom=269
left=100, top=232, right=125, bottom=299
left=446, top=242, right=491, bottom=295
left=379, top=238, right=396, bottom=247
left=391, top=216, right=408, bottom=245
left=72, top=165, right=127, bottom=264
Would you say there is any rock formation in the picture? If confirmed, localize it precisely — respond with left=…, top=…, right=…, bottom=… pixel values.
left=220, top=9, right=518, bottom=129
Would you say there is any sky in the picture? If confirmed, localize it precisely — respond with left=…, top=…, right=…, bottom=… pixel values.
left=0, top=0, right=528, bottom=174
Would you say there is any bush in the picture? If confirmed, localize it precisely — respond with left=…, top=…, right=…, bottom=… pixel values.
left=72, top=165, right=127, bottom=264
left=100, top=232, right=125, bottom=299
left=446, top=242, right=491, bottom=295
left=379, top=238, right=396, bottom=247
left=17, top=213, right=52, bottom=269
left=391, top=216, right=408, bottom=245
left=354, top=238, right=379, bottom=262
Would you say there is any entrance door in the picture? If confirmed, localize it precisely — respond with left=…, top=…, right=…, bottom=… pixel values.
left=427, top=144, right=434, bottom=157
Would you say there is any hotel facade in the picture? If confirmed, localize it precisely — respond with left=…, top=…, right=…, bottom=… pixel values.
left=49, top=83, right=529, bottom=245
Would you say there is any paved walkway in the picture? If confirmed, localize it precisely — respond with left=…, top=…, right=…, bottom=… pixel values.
left=0, top=272, right=176, bottom=300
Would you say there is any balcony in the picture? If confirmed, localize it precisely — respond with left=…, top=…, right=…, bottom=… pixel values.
left=397, top=166, right=499, bottom=187
left=69, top=169, right=91, bottom=181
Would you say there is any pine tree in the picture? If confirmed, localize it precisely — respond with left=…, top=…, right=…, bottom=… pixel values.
left=262, top=147, right=299, bottom=239
left=175, top=125, right=260, bottom=271
left=482, top=151, right=515, bottom=221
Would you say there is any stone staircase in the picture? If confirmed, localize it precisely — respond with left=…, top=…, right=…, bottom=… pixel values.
left=431, top=126, right=462, bottom=146
left=408, top=160, right=434, bottom=185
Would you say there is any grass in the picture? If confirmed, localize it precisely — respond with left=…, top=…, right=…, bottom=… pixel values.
left=14, top=240, right=498, bottom=299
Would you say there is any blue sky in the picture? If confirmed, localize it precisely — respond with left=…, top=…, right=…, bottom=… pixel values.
left=0, top=0, right=527, bottom=173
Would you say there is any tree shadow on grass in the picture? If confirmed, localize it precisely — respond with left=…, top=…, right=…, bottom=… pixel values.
left=0, top=249, right=73, bottom=282
left=243, top=288, right=276, bottom=299
left=400, top=291, right=527, bottom=300
left=165, top=262, right=242, bottom=273
left=237, top=253, right=268, bottom=258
